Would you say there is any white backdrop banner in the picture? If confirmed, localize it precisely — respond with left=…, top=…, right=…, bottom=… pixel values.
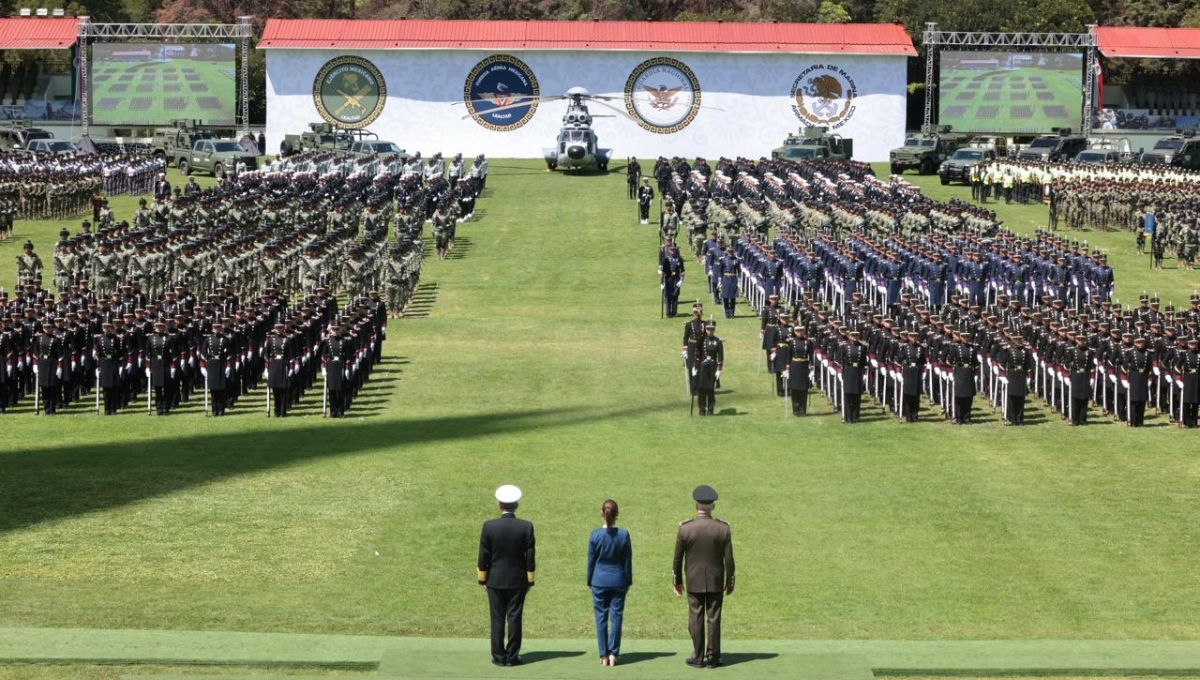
left=265, top=49, right=907, bottom=162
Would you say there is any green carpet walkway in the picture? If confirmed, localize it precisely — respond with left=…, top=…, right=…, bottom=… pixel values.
left=5, top=629, right=1200, bottom=678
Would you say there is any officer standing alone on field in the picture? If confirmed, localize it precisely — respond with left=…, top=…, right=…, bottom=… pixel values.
left=477, top=484, right=536, bottom=668
left=638, top=178, right=654, bottom=225
left=673, top=484, right=734, bottom=669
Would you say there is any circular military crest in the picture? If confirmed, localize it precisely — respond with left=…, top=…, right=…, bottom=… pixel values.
left=790, top=65, right=858, bottom=129
left=464, top=54, right=540, bottom=131
left=624, top=57, right=701, bottom=134
left=313, top=56, right=387, bottom=129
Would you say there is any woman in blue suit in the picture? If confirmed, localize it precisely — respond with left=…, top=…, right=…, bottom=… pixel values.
left=587, top=498, right=632, bottom=666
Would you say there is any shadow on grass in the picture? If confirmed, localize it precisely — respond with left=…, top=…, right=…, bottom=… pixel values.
left=519, top=650, right=587, bottom=664
left=719, top=652, right=779, bottom=666
left=0, top=403, right=679, bottom=535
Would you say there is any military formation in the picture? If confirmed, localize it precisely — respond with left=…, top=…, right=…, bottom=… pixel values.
left=966, top=158, right=1200, bottom=268
left=663, top=156, right=1200, bottom=428
left=0, top=147, right=491, bottom=416
left=0, top=152, right=166, bottom=222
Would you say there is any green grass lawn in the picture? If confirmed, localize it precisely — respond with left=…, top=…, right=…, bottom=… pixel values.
left=0, top=159, right=1197, bottom=671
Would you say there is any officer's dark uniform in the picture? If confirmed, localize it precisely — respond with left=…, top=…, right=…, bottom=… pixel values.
left=1068, top=339, right=1094, bottom=425
left=35, top=326, right=62, bottom=414
left=682, top=307, right=705, bottom=395
left=476, top=493, right=536, bottom=667
left=637, top=181, right=654, bottom=224
left=1125, top=341, right=1152, bottom=427
left=1177, top=340, right=1200, bottom=428
left=95, top=325, right=122, bottom=414
left=1000, top=340, right=1032, bottom=425
left=899, top=334, right=925, bottom=423
left=785, top=327, right=814, bottom=416
left=266, top=325, right=291, bottom=417
left=673, top=485, right=734, bottom=669
left=695, top=324, right=722, bottom=416
left=947, top=334, right=978, bottom=424
left=322, top=328, right=349, bottom=417
left=203, top=326, right=231, bottom=416
left=839, top=333, right=866, bottom=423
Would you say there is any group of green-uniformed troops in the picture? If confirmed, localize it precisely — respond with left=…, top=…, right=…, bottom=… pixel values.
left=0, top=152, right=166, bottom=222
left=966, top=158, right=1200, bottom=268
left=0, top=146, right=490, bottom=417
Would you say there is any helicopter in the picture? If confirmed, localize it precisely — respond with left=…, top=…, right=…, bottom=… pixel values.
left=540, top=87, right=614, bottom=173
left=458, top=86, right=625, bottom=173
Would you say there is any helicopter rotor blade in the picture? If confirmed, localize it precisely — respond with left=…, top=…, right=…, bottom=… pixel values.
left=586, top=98, right=640, bottom=123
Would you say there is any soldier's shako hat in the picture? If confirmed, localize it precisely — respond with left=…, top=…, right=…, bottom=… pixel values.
left=692, top=485, right=718, bottom=504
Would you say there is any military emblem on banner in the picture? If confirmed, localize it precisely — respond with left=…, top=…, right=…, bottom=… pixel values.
left=624, top=57, right=701, bottom=134
left=791, top=65, right=858, bottom=129
left=464, top=54, right=540, bottom=131
left=312, top=56, right=387, bottom=129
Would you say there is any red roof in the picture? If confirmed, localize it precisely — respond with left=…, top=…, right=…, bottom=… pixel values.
left=1096, top=26, right=1200, bottom=59
left=259, top=19, right=917, bottom=56
left=0, top=16, right=78, bottom=50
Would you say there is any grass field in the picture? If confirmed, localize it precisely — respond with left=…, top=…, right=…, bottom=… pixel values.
left=0, top=161, right=1198, bottom=679
left=91, top=55, right=235, bottom=126
left=939, top=66, right=1083, bottom=134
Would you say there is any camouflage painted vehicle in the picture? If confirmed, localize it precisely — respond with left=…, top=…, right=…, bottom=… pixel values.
left=889, top=125, right=968, bottom=175
left=771, top=126, right=854, bottom=161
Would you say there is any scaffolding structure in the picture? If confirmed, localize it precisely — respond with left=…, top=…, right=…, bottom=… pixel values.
left=76, top=16, right=254, bottom=137
left=921, top=23, right=1099, bottom=136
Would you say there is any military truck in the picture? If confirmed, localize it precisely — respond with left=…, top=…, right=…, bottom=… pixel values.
left=1015, top=128, right=1087, bottom=163
left=348, top=140, right=410, bottom=161
left=280, top=122, right=377, bottom=157
left=889, top=125, right=968, bottom=175
left=150, top=120, right=220, bottom=160
left=0, top=120, right=53, bottom=150
left=938, top=147, right=998, bottom=185
left=174, top=138, right=258, bottom=179
left=24, top=138, right=81, bottom=157
left=1073, top=137, right=1138, bottom=165
left=1140, top=129, right=1200, bottom=169
left=771, top=126, right=853, bottom=161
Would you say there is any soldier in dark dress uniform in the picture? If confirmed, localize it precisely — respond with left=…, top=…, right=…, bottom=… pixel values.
left=695, top=322, right=723, bottom=416
left=477, top=484, right=536, bottom=668
left=322, top=324, right=349, bottom=417
left=637, top=178, right=654, bottom=225
left=673, top=485, right=734, bottom=669
left=1000, top=335, right=1032, bottom=425
left=266, top=323, right=292, bottom=417
left=839, top=329, right=866, bottom=423
left=760, top=294, right=782, bottom=371
left=35, top=321, right=62, bottom=414
left=626, top=158, right=641, bottom=200
left=715, top=248, right=739, bottom=319
left=1068, top=335, right=1094, bottom=425
left=785, top=324, right=813, bottom=416
left=947, top=331, right=978, bottom=424
left=899, top=330, right=925, bottom=423
left=1178, top=336, right=1200, bottom=428
left=681, top=304, right=705, bottom=396
left=1125, top=336, right=1153, bottom=427
left=95, top=321, right=122, bottom=415
left=148, top=321, right=173, bottom=415
left=660, top=245, right=685, bottom=318
left=203, top=322, right=231, bottom=416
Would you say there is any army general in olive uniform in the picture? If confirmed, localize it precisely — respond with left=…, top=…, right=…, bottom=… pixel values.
left=673, top=484, right=735, bottom=669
